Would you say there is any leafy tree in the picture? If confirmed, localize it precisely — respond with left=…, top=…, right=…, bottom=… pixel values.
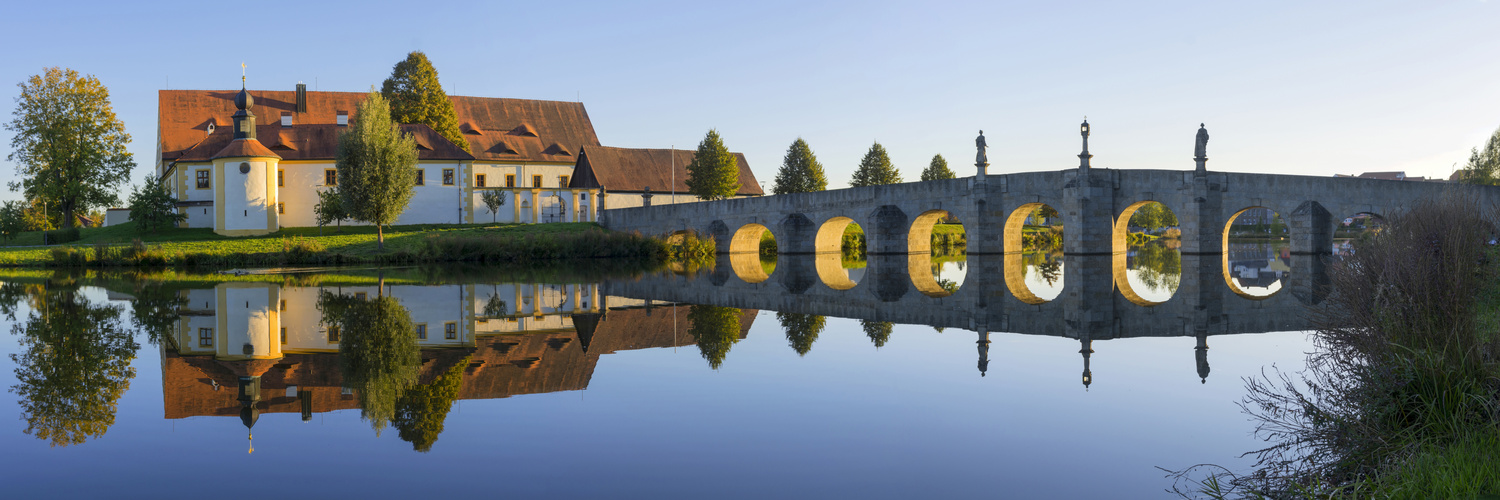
left=314, top=187, right=350, bottom=233
left=126, top=176, right=185, bottom=232
left=687, top=305, right=742, bottom=369
left=777, top=312, right=824, bottom=356
left=1128, top=202, right=1178, bottom=231
left=481, top=189, right=507, bottom=223
left=684, top=129, right=740, bottom=201
left=920, top=154, right=955, bottom=182
left=772, top=138, right=828, bottom=194
left=21, top=199, right=54, bottom=232
left=1029, top=205, right=1060, bottom=226
left=0, top=200, right=25, bottom=242
left=9, top=283, right=138, bottom=447
left=850, top=142, right=901, bottom=187
left=1456, top=125, right=1500, bottom=185
left=321, top=290, right=421, bottom=434
left=380, top=52, right=470, bottom=153
left=861, top=320, right=894, bottom=348
left=5, top=67, right=135, bottom=229
left=336, top=91, right=419, bottom=250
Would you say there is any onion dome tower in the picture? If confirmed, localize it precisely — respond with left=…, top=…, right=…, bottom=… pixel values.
left=210, top=68, right=281, bottom=236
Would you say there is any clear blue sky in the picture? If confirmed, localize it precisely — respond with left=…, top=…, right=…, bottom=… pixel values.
left=2, top=0, right=1497, bottom=203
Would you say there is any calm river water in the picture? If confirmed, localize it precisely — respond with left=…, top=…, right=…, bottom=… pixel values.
left=0, top=241, right=1315, bottom=498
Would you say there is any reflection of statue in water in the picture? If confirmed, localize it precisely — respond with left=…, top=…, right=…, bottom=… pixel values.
left=975, top=130, right=988, bottom=166
left=1194, top=123, right=1209, bottom=159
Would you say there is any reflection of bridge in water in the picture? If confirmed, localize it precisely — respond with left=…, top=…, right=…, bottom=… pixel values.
left=606, top=251, right=1330, bottom=385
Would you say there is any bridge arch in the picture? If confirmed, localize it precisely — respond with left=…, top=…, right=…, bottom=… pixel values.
left=1111, top=201, right=1181, bottom=306
left=908, top=209, right=956, bottom=255
left=729, top=223, right=773, bottom=254
left=1221, top=206, right=1289, bottom=299
left=814, top=216, right=857, bottom=254
left=815, top=252, right=859, bottom=290
left=1004, top=203, right=1061, bottom=254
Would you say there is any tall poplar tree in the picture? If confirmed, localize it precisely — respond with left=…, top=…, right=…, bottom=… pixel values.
left=381, top=52, right=470, bottom=153
left=920, top=154, right=955, bottom=181
left=772, top=138, right=828, bottom=194
left=5, top=67, right=134, bottom=228
left=850, top=142, right=902, bottom=187
left=684, top=129, right=740, bottom=200
left=1456, top=125, right=1500, bottom=185
left=336, top=91, right=419, bottom=250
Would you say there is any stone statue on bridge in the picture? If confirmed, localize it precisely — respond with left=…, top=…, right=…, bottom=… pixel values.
left=975, top=130, right=988, bottom=167
left=1194, top=123, right=1209, bottom=159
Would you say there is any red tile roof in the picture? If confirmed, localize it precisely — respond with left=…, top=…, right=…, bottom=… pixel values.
left=159, top=90, right=599, bottom=168
left=568, top=145, right=763, bottom=195
left=210, top=138, right=281, bottom=160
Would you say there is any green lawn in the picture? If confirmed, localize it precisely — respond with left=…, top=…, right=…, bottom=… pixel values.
left=0, top=221, right=603, bottom=267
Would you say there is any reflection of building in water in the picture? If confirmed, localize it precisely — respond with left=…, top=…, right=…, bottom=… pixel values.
left=1226, top=242, right=1291, bottom=290
left=163, top=284, right=756, bottom=424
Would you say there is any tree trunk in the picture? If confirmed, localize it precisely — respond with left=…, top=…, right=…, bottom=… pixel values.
left=377, top=224, right=384, bottom=251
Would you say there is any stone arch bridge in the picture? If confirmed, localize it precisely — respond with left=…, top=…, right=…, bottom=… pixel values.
left=601, top=167, right=1500, bottom=257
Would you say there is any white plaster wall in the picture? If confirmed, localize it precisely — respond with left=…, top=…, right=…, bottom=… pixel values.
left=472, top=163, right=575, bottom=189
left=180, top=315, right=218, bottom=355
left=395, top=163, right=463, bottom=225
left=390, top=285, right=468, bottom=347
left=222, top=286, right=276, bottom=358
left=277, top=161, right=464, bottom=228
left=183, top=206, right=214, bottom=228
left=104, top=209, right=130, bottom=227
left=602, top=192, right=725, bottom=210
left=277, top=162, right=336, bottom=228
left=179, top=163, right=214, bottom=202
left=223, top=161, right=268, bottom=231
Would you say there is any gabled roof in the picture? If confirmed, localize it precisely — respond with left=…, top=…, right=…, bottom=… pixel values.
left=568, top=145, right=763, bottom=196
left=176, top=123, right=472, bottom=162
left=159, top=89, right=599, bottom=165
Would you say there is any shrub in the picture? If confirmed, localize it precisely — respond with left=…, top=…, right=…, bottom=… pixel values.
left=281, top=236, right=327, bottom=264
left=43, top=227, right=80, bottom=245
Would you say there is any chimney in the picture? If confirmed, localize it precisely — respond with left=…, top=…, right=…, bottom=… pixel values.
left=295, top=83, right=307, bottom=113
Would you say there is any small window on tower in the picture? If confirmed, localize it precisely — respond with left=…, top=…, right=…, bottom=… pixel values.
left=476, top=174, right=486, bottom=188
left=532, top=175, right=543, bottom=188
left=336, top=112, right=349, bottom=126
left=196, top=170, right=210, bottom=189
left=442, top=169, right=454, bottom=185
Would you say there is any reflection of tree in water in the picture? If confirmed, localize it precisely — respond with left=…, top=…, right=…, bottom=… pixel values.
left=1036, top=260, right=1062, bottom=287
left=8, top=283, right=138, bottom=447
left=777, top=312, right=824, bottom=356
left=392, top=353, right=471, bottom=452
left=862, top=320, right=893, bottom=348
left=320, top=291, right=421, bottom=434
left=127, top=281, right=186, bottom=348
left=688, top=305, right=742, bottom=369
left=1130, top=241, right=1182, bottom=292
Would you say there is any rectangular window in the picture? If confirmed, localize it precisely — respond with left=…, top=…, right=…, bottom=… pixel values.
left=280, top=327, right=287, bottom=345
left=198, top=328, right=213, bottom=347
left=277, top=169, right=284, bottom=187
left=196, top=170, right=210, bottom=189
left=354, top=292, right=367, bottom=301
left=327, top=325, right=340, bottom=343
left=475, top=174, right=486, bottom=188
left=280, top=299, right=286, bottom=311
left=442, top=169, right=455, bottom=185
left=415, top=324, right=427, bottom=340
left=559, top=175, right=569, bottom=187
left=444, top=322, right=457, bottom=340
left=277, top=202, right=284, bottom=214
left=325, top=169, right=337, bottom=186
left=414, top=169, right=425, bottom=186
left=281, top=113, right=293, bottom=127
left=532, top=175, right=543, bottom=188
left=505, top=174, right=515, bottom=188
left=336, top=112, right=348, bottom=126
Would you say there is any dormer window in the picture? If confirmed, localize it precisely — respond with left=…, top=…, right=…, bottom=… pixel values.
left=336, top=112, right=348, bottom=126
left=281, top=113, right=292, bottom=127
left=206, top=123, right=215, bottom=135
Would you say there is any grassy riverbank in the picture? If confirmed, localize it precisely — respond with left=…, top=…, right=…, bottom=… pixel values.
left=0, top=222, right=713, bottom=268
left=1192, top=194, right=1500, bottom=499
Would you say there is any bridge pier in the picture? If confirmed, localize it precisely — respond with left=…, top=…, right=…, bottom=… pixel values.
left=1179, top=175, right=1226, bottom=255
left=867, top=205, right=912, bottom=255
left=1062, top=171, right=1117, bottom=255
left=1289, top=201, right=1334, bottom=255
left=777, top=213, right=818, bottom=254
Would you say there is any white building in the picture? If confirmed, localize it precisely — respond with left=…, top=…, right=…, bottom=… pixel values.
left=153, top=83, right=762, bottom=235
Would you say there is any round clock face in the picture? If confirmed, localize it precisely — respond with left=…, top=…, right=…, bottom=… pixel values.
left=239, top=163, right=251, bottom=174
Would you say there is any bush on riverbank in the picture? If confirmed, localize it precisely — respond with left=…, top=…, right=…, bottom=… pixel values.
left=9, top=223, right=712, bottom=269
left=1190, top=192, right=1500, bottom=498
